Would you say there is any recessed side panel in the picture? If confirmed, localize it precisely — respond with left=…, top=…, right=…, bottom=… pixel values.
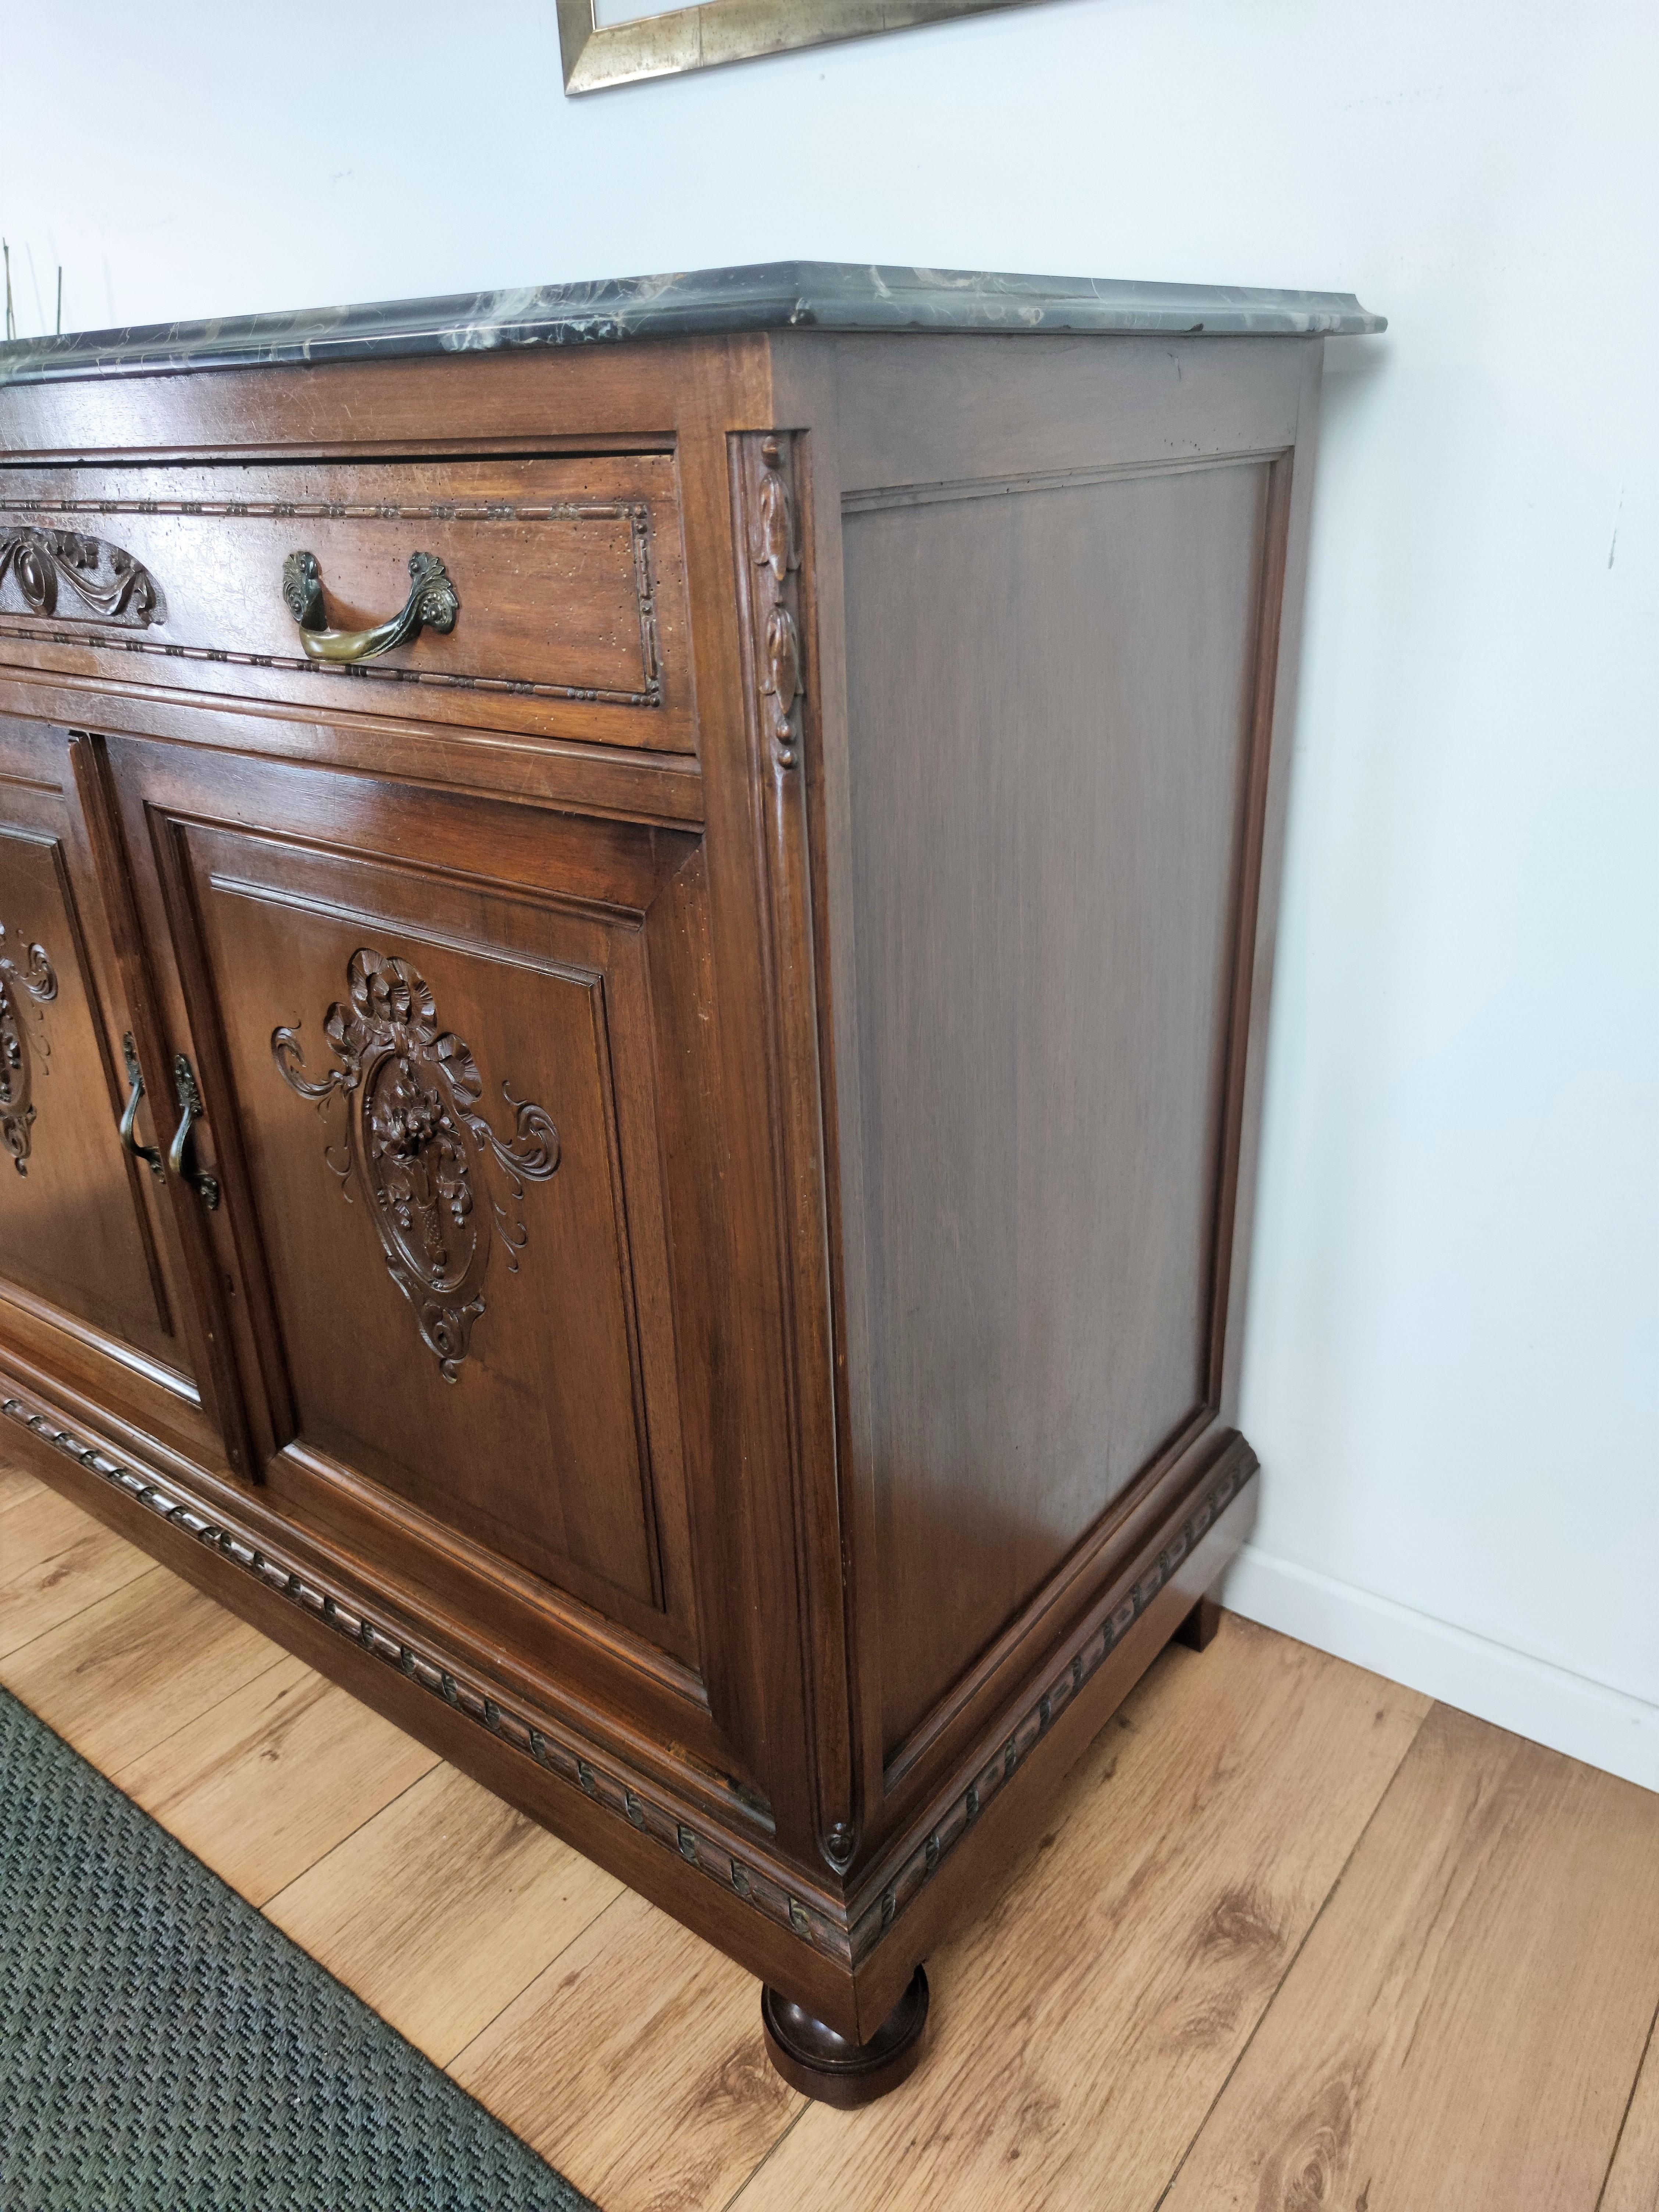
left=840, top=459, right=1272, bottom=1760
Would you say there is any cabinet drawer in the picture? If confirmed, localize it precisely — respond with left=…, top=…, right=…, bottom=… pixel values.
left=0, top=454, right=692, bottom=752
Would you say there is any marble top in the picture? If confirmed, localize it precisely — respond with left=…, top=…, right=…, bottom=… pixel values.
left=0, top=262, right=1385, bottom=385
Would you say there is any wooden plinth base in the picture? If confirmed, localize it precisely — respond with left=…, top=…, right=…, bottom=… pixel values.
left=761, top=1966, right=930, bottom=2107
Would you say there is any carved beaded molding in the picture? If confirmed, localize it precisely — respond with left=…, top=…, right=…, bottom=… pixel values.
left=0, top=1388, right=849, bottom=1966
left=3, top=1386, right=1250, bottom=1971
left=0, top=498, right=663, bottom=710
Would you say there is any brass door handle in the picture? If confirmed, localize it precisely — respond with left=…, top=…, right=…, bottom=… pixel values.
left=118, top=1033, right=166, bottom=1182
left=167, top=1054, right=220, bottom=1211
left=281, top=549, right=459, bottom=663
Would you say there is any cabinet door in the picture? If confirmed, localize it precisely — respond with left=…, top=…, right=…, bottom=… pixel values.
left=0, top=717, right=205, bottom=1434
left=94, top=728, right=731, bottom=1749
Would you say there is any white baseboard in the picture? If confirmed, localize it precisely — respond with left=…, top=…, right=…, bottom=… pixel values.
left=1220, top=1543, right=1659, bottom=1794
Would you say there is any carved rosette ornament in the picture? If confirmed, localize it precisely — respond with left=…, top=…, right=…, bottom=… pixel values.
left=749, top=435, right=805, bottom=770
left=272, top=949, right=560, bottom=1381
left=0, top=527, right=165, bottom=627
left=0, top=924, right=57, bottom=1175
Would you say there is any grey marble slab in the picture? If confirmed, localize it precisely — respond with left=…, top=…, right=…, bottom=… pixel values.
left=0, top=261, right=1384, bottom=386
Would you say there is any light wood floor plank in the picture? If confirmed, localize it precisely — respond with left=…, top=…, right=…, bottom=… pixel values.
left=1, top=1480, right=106, bottom=1579
left=0, top=1457, right=43, bottom=1512
left=452, top=1886, right=801, bottom=2212
left=266, top=1759, right=623, bottom=2066
left=12, top=1459, right=1656, bottom=2212
left=110, top=1652, right=440, bottom=1906
left=1160, top=1702, right=1659, bottom=2212
left=736, top=1616, right=1431, bottom=2212
left=0, top=1562, right=285, bottom=1770
left=0, top=1483, right=153, bottom=1657
left=1603, top=2006, right=1659, bottom=2212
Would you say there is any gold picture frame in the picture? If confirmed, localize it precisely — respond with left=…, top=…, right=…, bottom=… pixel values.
left=558, top=0, right=1048, bottom=94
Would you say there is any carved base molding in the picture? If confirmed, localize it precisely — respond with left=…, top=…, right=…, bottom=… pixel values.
left=0, top=1386, right=848, bottom=1969
left=1, top=1381, right=1251, bottom=1976
left=848, top=1437, right=1255, bottom=1960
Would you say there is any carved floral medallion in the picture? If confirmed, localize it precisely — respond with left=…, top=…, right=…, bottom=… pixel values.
left=272, top=949, right=559, bottom=1380
left=0, top=922, right=57, bottom=1175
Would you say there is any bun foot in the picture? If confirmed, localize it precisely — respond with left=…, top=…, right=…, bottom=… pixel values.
left=761, top=1967, right=930, bottom=2106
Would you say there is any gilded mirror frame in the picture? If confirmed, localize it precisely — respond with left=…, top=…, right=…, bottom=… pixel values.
left=559, top=0, right=1046, bottom=93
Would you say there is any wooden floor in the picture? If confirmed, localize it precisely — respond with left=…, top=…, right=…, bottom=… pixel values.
left=4, top=1457, right=1658, bottom=2211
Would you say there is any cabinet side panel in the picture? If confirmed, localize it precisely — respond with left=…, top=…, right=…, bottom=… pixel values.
left=841, top=459, right=1271, bottom=1757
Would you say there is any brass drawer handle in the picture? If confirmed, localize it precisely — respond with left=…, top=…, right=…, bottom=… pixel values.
left=167, top=1053, right=220, bottom=1211
left=118, top=1033, right=166, bottom=1182
left=281, top=549, right=459, bottom=664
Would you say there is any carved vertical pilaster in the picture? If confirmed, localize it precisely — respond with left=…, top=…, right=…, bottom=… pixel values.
left=730, top=431, right=858, bottom=1880
left=745, top=435, right=806, bottom=771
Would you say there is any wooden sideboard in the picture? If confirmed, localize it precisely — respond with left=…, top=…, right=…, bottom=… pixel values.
left=0, top=263, right=1380, bottom=2104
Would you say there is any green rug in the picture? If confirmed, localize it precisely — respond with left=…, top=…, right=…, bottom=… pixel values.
left=0, top=1686, right=596, bottom=2211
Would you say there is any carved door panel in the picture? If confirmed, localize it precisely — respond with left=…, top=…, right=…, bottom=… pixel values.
left=0, top=718, right=203, bottom=1421
left=94, top=730, right=717, bottom=1697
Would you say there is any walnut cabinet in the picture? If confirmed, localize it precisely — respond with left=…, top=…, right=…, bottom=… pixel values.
left=0, top=265, right=1379, bottom=2101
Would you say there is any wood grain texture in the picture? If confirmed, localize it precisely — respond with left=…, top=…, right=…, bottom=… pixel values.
left=0, top=821, right=168, bottom=1338
left=732, top=1616, right=1428, bottom=2212
left=839, top=458, right=1272, bottom=1765
left=0, top=1480, right=153, bottom=1655
left=91, top=725, right=735, bottom=1742
left=1603, top=2008, right=1659, bottom=2212
left=265, top=1759, right=623, bottom=2065
left=451, top=1886, right=802, bottom=2212
left=827, top=332, right=1305, bottom=495
left=1161, top=1703, right=1659, bottom=2212
left=110, top=1652, right=438, bottom=1905
left=0, top=716, right=204, bottom=1412
left=0, top=1455, right=38, bottom=1509
left=0, top=1558, right=283, bottom=1769
left=178, top=801, right=694, bottom=1625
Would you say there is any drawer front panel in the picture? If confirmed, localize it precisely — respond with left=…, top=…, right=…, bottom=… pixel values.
left=0, top=456, right=692, bottom=752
